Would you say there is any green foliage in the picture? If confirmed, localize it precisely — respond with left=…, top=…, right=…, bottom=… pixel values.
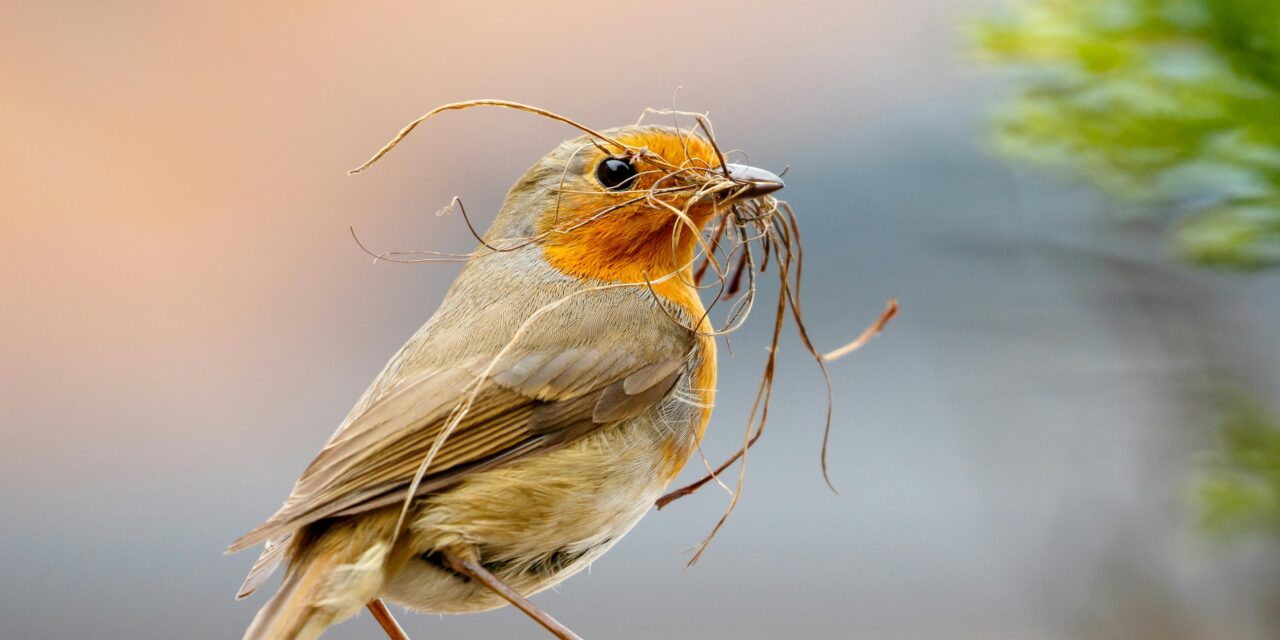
left=1195, top=402, right=1280, bottom=540
left=973, top=0, right=1280, bottom=270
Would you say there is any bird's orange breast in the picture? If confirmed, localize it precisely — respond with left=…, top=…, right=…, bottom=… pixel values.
left=540, top=242, right=717, bottom=482
left=652, top=281, right=716, bottom=482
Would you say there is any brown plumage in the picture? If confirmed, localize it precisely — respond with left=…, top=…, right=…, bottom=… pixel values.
left=229, top=120, right=784, bottom=639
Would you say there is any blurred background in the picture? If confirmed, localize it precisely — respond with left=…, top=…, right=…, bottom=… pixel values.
left=3, top=1, right=1279, bottom=638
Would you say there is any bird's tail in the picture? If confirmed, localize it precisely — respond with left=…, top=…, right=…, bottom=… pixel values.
left=242, top=520, right=396, bottom=640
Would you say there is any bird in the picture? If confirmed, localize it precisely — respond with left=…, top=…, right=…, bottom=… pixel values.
left=227, top=119, right=785, bottom=640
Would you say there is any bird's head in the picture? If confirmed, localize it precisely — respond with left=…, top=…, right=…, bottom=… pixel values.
left=492, top=125, right=784, bottom=285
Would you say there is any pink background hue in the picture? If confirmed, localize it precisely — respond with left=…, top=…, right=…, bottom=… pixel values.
left=4, top=2, right=1279, bottom=638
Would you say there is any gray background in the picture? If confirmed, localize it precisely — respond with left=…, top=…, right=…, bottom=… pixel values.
left=3, top=1, right=1279, bottom=638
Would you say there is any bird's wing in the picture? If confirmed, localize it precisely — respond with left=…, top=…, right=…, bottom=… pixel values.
left=227, top=347, right=687, bottom=555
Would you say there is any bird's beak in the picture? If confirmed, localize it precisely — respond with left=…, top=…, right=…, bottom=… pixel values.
left=724, top=163, right=785, bottom=200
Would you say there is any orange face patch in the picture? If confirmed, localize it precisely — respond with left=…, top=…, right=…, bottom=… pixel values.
left=536, top=129, right=725, bottom=294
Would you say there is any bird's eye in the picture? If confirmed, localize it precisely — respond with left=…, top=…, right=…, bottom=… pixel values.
left=595, top=157, right=638, bottom=191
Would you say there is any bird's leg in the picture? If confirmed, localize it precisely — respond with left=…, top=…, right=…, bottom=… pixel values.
left=441, top=546, right=584, bottom=640
left=366, top=598, right=410, bottom=640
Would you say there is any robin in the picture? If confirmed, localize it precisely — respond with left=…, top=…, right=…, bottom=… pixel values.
left=228, top=105, right=785, bottom=640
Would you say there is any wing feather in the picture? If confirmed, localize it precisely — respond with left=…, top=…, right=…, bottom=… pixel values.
left=228, top=349, right=685, bottom=554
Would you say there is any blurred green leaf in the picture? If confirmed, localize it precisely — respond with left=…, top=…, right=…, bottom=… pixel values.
left=1194, top=402, right=1280, bottom=539
left=1177, top=200, right=1280, bottom=270
left=974, top=0, right=1280, bottom=269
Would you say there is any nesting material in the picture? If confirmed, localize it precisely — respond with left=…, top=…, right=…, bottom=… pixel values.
left=348, top=99, right=897, bottom=563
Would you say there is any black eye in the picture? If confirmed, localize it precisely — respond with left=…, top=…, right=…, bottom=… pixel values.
left=595, top=157, right=638, bottom=191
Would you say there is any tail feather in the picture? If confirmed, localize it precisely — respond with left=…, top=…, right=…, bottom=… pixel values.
left=237, top=535, right=291, bottom=600
left=241, top=534, right=393, bottom=640
left=242, top=567, right=306, bottom=640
